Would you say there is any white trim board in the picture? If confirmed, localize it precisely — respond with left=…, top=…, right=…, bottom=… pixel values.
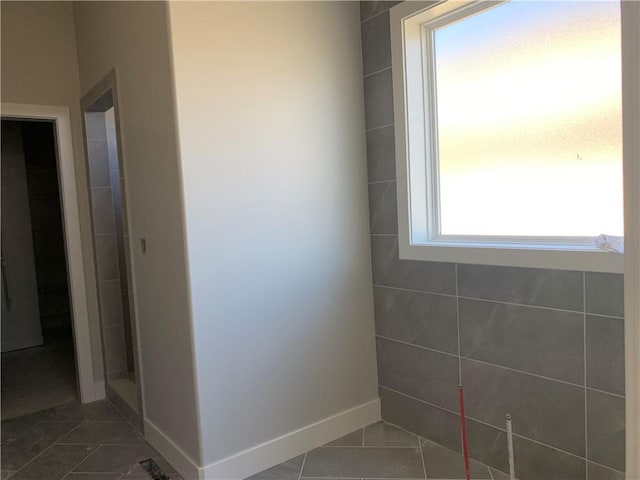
left=1, top=102, right=100, bottom=403
left=144, top=417, right=201, bottom=480
left=622, top=1, right=640, bottom=478
left=389, top=0, right=625, bottom=273
left=145, top=398, right=381, bottom=480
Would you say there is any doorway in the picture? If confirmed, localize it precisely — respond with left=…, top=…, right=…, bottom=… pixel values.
left=1, top=119, right=78, bottom=419
left=82, top=76, right=143, bottom=428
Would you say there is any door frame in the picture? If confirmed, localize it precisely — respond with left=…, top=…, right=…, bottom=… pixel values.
left=623, top=1, right=640, bottom=477
left=1, top=103, right=97, bottom=403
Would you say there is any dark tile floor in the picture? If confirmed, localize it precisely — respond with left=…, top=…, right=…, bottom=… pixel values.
left=0, top=400, right=182, bottom=480
left=2, top=403, right=506, bottom=480
left=247, top=422, right=508, bottom=480
left=2, top=326, right=78, bottom=421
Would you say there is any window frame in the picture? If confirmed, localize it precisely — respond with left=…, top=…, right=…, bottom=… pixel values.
left=390, top=0, right=625, bottom=273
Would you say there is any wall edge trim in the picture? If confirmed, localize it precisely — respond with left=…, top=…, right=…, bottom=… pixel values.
left=144, top=416, right=202, bottom=480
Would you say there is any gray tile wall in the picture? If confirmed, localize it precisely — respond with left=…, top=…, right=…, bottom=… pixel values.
left=86, top=109, right=143, bottom=430
left=105, top=109, right=135, bottom=380
left=360, top=2, right=625, bottom=478
left=85, top=112, right=128, bottom=382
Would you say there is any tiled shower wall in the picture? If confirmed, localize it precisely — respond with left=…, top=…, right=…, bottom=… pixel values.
left=105, top=110, right=135, bottom=379
left=86, top=112, right=129, bottom=382
left=360, top=2, right=625, bottom=478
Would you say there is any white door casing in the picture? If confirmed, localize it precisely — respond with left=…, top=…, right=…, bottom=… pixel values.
left=1, top=103, right=99, bottom=403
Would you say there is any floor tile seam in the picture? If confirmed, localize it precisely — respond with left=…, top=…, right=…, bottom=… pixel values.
left=297, top=452, right=308, bottom=480
left=68, top=471, right=128, bottom=475
left=342, top=478, right=424, bottom=480
left=418, top=429, right=428, bottom=480
left=487, top=466, right=495, bottom=480
left=45, top=420, right=128, bottom=424
left=370, top=420, right=421, bottom=449
left=377, top=334, right=599, bottom=390
left=57, top=442, right=101, bottom=480
left=104, top=398, right=139, bottom=432
left=53, top=420, right=87, bottom=445
left=319, top=445, right=423, bottom=449
left=5, top=423, right=82, bottom=477
left=5, top=417, right=52, bottom=443
left=402, top=421, right=492, bottom=473
left=41, top=404, right=67, bottom=421
left=378, top=386, right=589, bottom=461
left=57, top=441, right=146, bottom=446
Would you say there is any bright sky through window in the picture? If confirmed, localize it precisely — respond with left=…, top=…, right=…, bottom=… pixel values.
left=433, top=1, right=623, bottom=237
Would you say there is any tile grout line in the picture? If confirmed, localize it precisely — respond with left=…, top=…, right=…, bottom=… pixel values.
left=360, top=8, right=391, bottom=25
left=297, top=452, right=308, bottom=480
left=376, top=334, right=459, bottom=358
left=586, top=459, right=626, bottom=474
left=320, top=445, right=432, bottom=449
left=379, top=385, right=592, bottom=462
left=373, top=283, right=625, bottom=319
left=419, top=435, right=428, bottom=480
left=365, top=122, right=394, bottom=133
left=363, top=66, right=392, bottom=79
left=104, top=397, right=139, bottom=433
left=377, top=334, right=624, bottom=397
left=6, top=421, right=83, bottom=477
left=583, top=272, right=589, bottom=480
left=368, top=180, right=396, bottom=185
left=488, top=465, right=495, bottom=480
left=58, top=441, right=102, bottom=480
left=4, top=416, right=52, bottom=445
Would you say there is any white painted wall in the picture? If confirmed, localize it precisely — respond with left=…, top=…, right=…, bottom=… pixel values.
left=72, top=2, right=201, bottom=464
left=0, top=1, right=105, bottom=390
left=167, top=0, right=378, bottom=469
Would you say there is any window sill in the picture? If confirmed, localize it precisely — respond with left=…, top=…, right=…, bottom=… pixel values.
left=398, top=239, right=624, bottom=273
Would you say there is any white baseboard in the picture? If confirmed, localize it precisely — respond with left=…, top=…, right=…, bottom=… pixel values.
left=201, top=398, right=381, bottom=480
left=143, top=398, right=380, bottom=480
left=144, top=417, right=201, bottom=480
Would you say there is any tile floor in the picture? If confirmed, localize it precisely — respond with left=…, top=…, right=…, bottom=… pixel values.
left=0, top=400, right=181, bottom=480
left=1, top=326, right=78, bottom=420
left=247, top=422, right=508, bottom=480
left=1, top=402, right=506, bottom=480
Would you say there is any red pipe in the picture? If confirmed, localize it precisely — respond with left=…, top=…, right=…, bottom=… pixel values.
left=459, top=385, right=471, bottom=480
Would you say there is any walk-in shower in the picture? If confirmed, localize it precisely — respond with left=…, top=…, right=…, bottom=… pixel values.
left=83, top=79, right=142, bottom=427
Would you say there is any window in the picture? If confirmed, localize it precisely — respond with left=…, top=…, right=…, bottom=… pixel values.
left=390, top=0, right=624, bottom=272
